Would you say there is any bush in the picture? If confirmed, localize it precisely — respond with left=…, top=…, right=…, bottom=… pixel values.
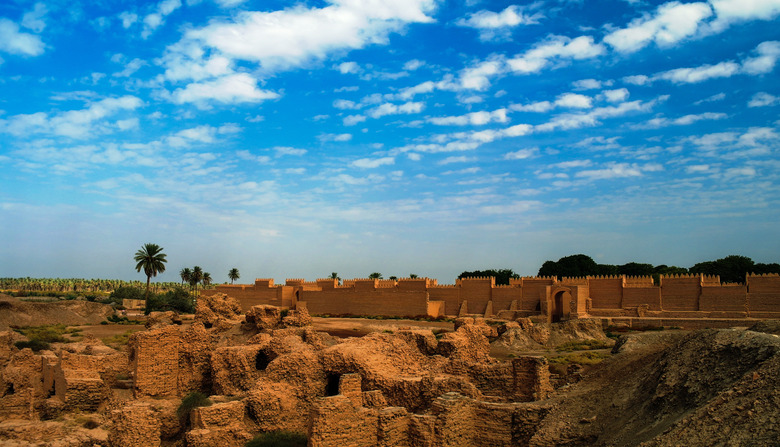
left=145, top=287, right=195, bottom=315
left=177, top=392, right=212, bottom=426
left=106, top=286, right=144, bottom=306
left=246, top=431, right=308, bottom=447
left=15, top=324, right=69, bottom=343
left=15, top=340, right=51, bottom=351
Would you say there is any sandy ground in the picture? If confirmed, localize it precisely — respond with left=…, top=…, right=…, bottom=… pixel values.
left=311, top=317, right=454, bottom=338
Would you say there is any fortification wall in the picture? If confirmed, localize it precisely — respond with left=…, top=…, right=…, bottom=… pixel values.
left=459, top=278, right=494, bottom=315
left=701, top=284, right=747, bottom=313
left=623, top=287, right=662, bottom=311
left=302, top=290, right=430, bottom=318
left=588, top=277, right=623, bottom=309
left=428, top=287, right=460, bottom=316
left=492, top=286, right=520, bottom=313
left=661, top=276, right=701, bottom=311
left=520, top=278, right=554, bottom=312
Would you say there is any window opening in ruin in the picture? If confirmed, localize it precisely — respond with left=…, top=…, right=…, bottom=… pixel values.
left=325, top=373, right=341, bottom=396
left=4, top=383, right=14, bottom=396
left=255, top=350, right=271, bottom=370
left=204, top=322, right=213, bottom=329
left=552, top=291, right=565, bottom=323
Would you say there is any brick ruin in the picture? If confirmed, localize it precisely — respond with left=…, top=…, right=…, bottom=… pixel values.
left=202, top=273, right=780, bottom=327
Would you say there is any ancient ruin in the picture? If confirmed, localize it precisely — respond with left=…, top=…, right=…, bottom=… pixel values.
left=0, top=289, right=779, bottom=446
left=203, top=273, right=780, bottom=328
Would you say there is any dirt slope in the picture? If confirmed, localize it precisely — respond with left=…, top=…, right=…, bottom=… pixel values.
left=0, top=294, right=114, bottom=329
left=530, top=327, right=780, bottom=446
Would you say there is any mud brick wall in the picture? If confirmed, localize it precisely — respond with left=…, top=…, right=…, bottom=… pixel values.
left=431, top=393, right=475, bottom=446
left=472, top=402, right=515, bottom=446
left=302, top=290, right=429, bottom=318
left=700, top=285, right=747, bottom=312
left=588, top=278, right=623, bottom=309
left=55, top=369, right=108, bottom=411
left=747, top=274, right=780, bottom=313
left=377, top=407, right=411, bottom=447
left=129, top=325, right=180, bottom=398
left=512, top=356, right=552, bottom=402
left=309, top=395, right=379, bottom=447
left=459, top=278, right=494, bottom=315
left=428, top=287, right=460, bottom=316
left=492, top=287, right=521, bottom=313
left=623, top=287, right=662, bottom=310
left=519, top=278, right=554, bottom=312
left=661, top=276, right=701, bottom=311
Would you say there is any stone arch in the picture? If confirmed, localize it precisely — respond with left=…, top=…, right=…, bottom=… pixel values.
left=549, top=286, right=573, bottom=323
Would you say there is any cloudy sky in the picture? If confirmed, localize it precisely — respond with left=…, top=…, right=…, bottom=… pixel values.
left=1, top=0, right=779, bottom=284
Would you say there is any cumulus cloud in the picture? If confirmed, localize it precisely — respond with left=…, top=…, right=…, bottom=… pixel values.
left=503, top=148, right=538, bottom=160
left=274, top=147, right=307, bottom=156
left=633, top=112, right=727, bottom=129
left=555, top=93, right=593, bottom=109
left=351, top=156, right=395, bottom=168
left=575, top=162, right=663, bottom=180
left=0, top=18, right=45, bottom=56
left=741, top=40, right=780, bottom=74
left=428, top=108, right=508, bottom=126
left=709, top=0, right=780, bottom=30
left=438, top=155, right=476, bottom=165
left=343, top=115, right=367, bottom=126
left=459, top=57, right=504, bottom=90
left=367, top=101, right=424, bottom=119
left=604, top=2, right=713, bottom=53
left=507, top=35, right=605, bottom=74
left=748, top=92, right=780, bottom=107
left=119, top=12, right=138, bottom=28
left=0, top=96, right=143, bottom=139
left=142, top=0, right=182, bottom=39
left=602, top=88, right=629, bottom=103
left=456, top=5, right=542, bottom=41
left=318, top=133, right=352, bottom=142
left=170, top=73, right=279, bottom=106
left=21, top=3, right=47, bottom=33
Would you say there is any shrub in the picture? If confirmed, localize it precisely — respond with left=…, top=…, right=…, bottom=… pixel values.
left=106, top=286, right=144, bottom=306
left=102, top=330, right=137, bottom=348
left=145, top=287, right=194, bottom=315
left=14, top=340, right=50, bottom=351
left=246, top=431, right=308, bottom=447
left=555, top=340, right=611, bottom=352
left=177, top=392, right=212, bottom=426
left=15, top=324, right=69, bottom=343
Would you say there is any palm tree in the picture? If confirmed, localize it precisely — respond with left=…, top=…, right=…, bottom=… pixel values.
left=329, top=272, right=340, bottom=285
left=190, top=266, right=203, bottom=296
left=409, top=274, right=419, bottom=279
left=368, top=272, right=382, bottom=279
left=134, top=243, right=167, bottom=300
left=228, top=268, right=240, bottom=284
left=180, top=267, right=192, bottom=285
left=202, top=272, right=212, bottom=288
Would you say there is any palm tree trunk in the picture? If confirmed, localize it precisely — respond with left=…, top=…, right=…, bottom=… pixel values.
left=146, top=275, right=151, bottom=300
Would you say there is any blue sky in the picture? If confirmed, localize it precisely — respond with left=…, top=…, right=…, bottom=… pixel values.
left=1, top=0, right=779, bottom=284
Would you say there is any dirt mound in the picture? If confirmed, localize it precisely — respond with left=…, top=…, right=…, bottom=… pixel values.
left=748, top=319, right=780, bottom=335
left=530, top=328, right=780, bottom=446
left=0, top=294, right=114, bottom=329
left=493, top=318, right=613, bottom=353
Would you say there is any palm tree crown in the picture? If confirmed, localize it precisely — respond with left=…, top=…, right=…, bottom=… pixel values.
left=180, top=267, right=192, bottom=285
left=134, top=243, right=167, bottom=299
left=228, top=268, right=240, bottom=284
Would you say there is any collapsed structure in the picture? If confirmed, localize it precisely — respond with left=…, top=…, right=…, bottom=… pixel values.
left=202, top=273, right=780, bottom=327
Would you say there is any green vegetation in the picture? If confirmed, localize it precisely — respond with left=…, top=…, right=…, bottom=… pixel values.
left=368, top=272, right=383, bottom=279
left=177, top=392, right=212, bottom=426
left=15, top=324, right=71, bottom=343
left=458, top=269, right=519, bottom=285
left=144, top=287, right=195, bottom=314
left=107, top=285, right=145, bottom=306
left=14, top=340, right=51, bottom=351
left=134, top=243, right=168, bottom=300
left=229, top=268, right=240, bottom=284
left=102, top=330, right=139, bottom=348
left=556, top=339, right=612, bottom=351
left=548, top=351, right=611, bottom=365
left=537, top=254, right=780, bottom=285
left=245, top=431, right=308, bottom=447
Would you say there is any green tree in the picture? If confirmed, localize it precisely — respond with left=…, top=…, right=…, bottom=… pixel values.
left=538, top=254, right=598, bottom=279
left=368, top=272, right=383, bottom=279
left=409, top=274, right=419, bottom=279
left=458, top=268, right=519, bottom=285
left=202, top=272, right=212, bottom=288
left=180, top=267, right=192, bottom=285
left=190, top=266, right=203, bottom=295
left=329, top=272, right=340, bottom=285
left=134, top=243, right=167, bottom=300
left=690, top=255, right=756, bottom=284
left=228, top=268, right=240, bottom=284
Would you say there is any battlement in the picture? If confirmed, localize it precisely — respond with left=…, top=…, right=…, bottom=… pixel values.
left=587, top=275, right=624, bottom=280
left=624, top=276, right=654, bottom=287
left=561, top=277, right=588, bottom=285
left=254, top=279, right=275, bottom=288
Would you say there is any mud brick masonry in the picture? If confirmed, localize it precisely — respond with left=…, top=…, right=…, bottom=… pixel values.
left=202, top=274, right=780, bottom=327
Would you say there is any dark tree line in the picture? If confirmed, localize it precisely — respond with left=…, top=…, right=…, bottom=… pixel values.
left=537, top=254, right=780, bottom=284
left=458, top=269, right=520, bottom=286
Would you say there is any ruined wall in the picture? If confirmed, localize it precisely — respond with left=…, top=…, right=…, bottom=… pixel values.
left=129, top=325, right=180, bottom=398
left=428, top=287, right=460, bottom=316
left=747, top=274, right=780, bottom=315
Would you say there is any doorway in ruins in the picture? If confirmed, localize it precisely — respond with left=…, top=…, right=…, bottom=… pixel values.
left=552, top=290, right=566, bottom=323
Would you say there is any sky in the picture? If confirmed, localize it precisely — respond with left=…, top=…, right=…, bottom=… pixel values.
left=0, top=0, right=779, bottom=285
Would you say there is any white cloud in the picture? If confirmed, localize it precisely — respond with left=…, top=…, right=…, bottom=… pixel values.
left=604, top=2, right=713, bottom=53
left=343, top=115, right=367, bottom=126
left=535, top=97, right=661, bottom=133
left=709, top=0, right=780, bottom=30
left=576, top=162, right=662, bottom=180
left=119, top=12, right=138, bottom=29
left=337, top=61, right=360, bottom=74
left=552, top=160, right=593, bottom=169
left=741, top=40, right=780, bottom=75
left=333, top=99, right=360, bottom=110
left=603, top=88, right=629, bottom=103
left=22, top=3, right=48, bottom=33
left=572, top=79, right=603, bottom=90
left=428, top=108, right=508, bottom=126
left=633, top=112, right=727, bottom=128
left=0, top=18, right=45, bottom=56
left=555, top=93, right=593, bottom=109
left=748, top=92, right=780, bottom=107
left=510, top=101, right=553, bottom=113
left=459, top=57, right=504, bottom=90
left=623, top=74, right=650, bottom=85
left=237, top=150, right=271, bottom=164
left=180, top=0, right=435, bottom=73
left=274, top=147, right=307, bottom=156
left=215, top=0, right=248, bottom=7
left=351, top=156, right=395, bottom=168
left=113, top=58, right=147, bottom=77
left=658, top=61, right=741, bottom=83
left=0, top=96, right=143, bottom=139
left=396, top=81, right=436, bottom=100
left=318, top=133, right=352, bottom=142
left=367, top=101, right=424, bottom=119
left=456, top=5, right=542, bottom=41
left=142, top=0, right=182, bottom=39
left=507, top=35, right=605, bottom=74
left=503, top=148, right=538, bottom=160
left=171, top=73, right=280, bottom=106
left=438, top=155, right=476, bottom=165
left=403, top=59, right=425, bottom=71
